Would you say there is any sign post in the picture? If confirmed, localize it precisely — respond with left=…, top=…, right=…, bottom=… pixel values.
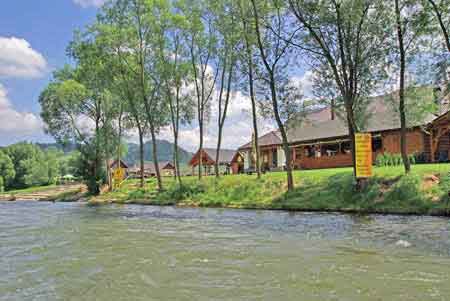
left=355, top=133, right=373, bottom=178
left=112, top=167, right=125, bottom=189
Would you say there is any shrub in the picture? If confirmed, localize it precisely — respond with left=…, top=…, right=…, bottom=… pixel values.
left=375, top=152, right=417, bottom=167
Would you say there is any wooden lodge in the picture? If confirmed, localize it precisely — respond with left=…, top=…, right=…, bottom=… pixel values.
left=239, top=92, right=450, bottom=170
left=189, top=148, right=244, bottom=175
left=129, top=161, right=175, bottom=178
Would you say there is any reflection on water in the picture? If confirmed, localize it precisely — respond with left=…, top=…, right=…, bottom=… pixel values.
left=1, top=202, right=449, bottom=300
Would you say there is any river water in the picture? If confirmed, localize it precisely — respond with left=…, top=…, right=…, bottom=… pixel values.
left=1, top=202, right=450, bottom=300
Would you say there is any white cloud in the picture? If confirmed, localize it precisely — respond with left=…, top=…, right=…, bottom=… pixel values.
left=291, top=70, right=314, bottom=97
left=73, top=0, right=105, bottom=8
left=0, top=37, right=47, bottom=78
left=168, top=92, right=275, bottom=152
left=0, top=83, right=43, bottom=135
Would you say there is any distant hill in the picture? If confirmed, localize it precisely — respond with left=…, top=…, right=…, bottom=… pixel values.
left=34, top=140, right=192, bottom=166
left=124, top=140, right=193, bottom=166
left=36, top=142, right=77, bottom=153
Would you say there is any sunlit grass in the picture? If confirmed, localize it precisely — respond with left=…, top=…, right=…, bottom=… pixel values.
left=96, top=163, right=450, bottom=215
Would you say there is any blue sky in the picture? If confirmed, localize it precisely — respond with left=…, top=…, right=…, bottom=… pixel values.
left=0, top=0, right=100, bottom=146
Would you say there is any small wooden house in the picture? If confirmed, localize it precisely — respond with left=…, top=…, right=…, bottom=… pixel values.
left=189, top=148, right=242, bottom=175
left=129, top=161, right=175, bottom=178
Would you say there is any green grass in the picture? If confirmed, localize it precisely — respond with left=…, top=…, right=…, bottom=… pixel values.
left=94, top=163, right=450, bottom=215
left=1, top=184, right=59, bottom=195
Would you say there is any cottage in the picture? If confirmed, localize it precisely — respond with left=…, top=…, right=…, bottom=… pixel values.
left=189, top=148, right=243, bottom=175
left=239, top=91, right=450, bottom=170
left=129, top=161, right=175, bottom=178
left=109, top=159, right=129, bottom=170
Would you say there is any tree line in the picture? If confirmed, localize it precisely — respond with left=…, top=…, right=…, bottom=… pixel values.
left=39, top=0, right=450, bottom=194
left=0, top=143, right=80, bottom=192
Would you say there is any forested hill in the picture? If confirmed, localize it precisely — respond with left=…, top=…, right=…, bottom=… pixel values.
left=124, top=140, right=193, bottom=166
left=35, top=140, right=193, bottom=166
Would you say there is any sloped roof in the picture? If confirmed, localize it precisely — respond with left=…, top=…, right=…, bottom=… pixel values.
left=240, top=88, right=441, bottom=147
left=109, top=159, right=129, bottom=169
left=129, top=161, right=174, bottom=173
left=202, top=148, right=237, bottom=164
left=239, top=130, right=282, bottom=149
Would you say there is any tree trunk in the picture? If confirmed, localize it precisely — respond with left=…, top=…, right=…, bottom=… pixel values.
left=198, top=121, right=203, bottom=179
left=248, top=65, right=261, bottom=179
left=215, top=62, right=227, bottom=178
left=241, top=1, right=261, bottom=179
left=173, top=131, right=182, bottom=184
left=215, top=63, right=234, bottom=178
left=269, top=74, right=294, bottom=191
left=149, top=124, right=163, bottom=191
left=137, top=124, right=145, bottom=188
left=395, top=0, right=411, bottom=174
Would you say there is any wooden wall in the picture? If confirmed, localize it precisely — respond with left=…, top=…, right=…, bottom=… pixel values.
left=381, top=129, right=425, bottom=155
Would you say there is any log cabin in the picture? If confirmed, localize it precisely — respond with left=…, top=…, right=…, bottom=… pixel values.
left=239, top=91, right=450, bottom=170
left=189, top=148, right=244, bottom=175
left=129, top=161, right=175, bottom=178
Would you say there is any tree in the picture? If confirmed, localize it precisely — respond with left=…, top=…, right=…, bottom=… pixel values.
left=0, top=150, right=15, bottom=191
left=393, top=0, right=429, bottom=173
left=183, top=0, right=220, bottom=179
left=39, top=67, right=111, bottom=194
left=237, top=0, right=262, bottom=179
left=4, top=143, right=50, bottom=189
left=288, top=0, right=390, bottom=183
left=212, top=0, right=240, bottom=178
left=154, top=3, right=194, bottom=184
left=426, top=0, right=450, bottom=53
left=424, top=0, right=450, bottom=100
left=251, top=0, right=296, bottom=191
left=98, top=0, right=169, bottom=190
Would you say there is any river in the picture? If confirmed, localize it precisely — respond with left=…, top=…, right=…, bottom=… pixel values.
left=1, top=202, right=449, bottom=300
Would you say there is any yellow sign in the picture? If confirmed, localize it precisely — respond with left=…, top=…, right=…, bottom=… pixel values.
left=113, top=168, right=125, bottom=183
left=355, top=133, right=372, bottom=178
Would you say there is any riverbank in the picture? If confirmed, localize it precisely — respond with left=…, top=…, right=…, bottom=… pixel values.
left=0, top=184, right=86, bottom=202
left=92, top=163, right=450, bottom=216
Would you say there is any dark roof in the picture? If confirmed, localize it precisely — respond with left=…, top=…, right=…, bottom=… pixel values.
left=239, top=131, right=282, bottom=150
left=240, top=88, right=440, bottom=147
left=109, top=159, right=129, bottom=169
left=286, top=98, right=436, bottom=143
left=130, top=161, right=174, bottom=173
left=202, top=148, right=237, bottom=164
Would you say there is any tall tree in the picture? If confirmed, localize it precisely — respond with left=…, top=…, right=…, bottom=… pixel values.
left=251, top=0, right=296, bottom=191
left=39, top=66, right=114, bottom=194
left=99, top=0, right=168, bottom=190
left=237, top=0, right=262, bottom=179
left=288, top=0, right=390, bottom=183
left=426, top=0, right=450, bottom=53
left=212, top=0, right=240, bottom=178
left=154, top=4, right=194, bottom=185
left=183, top=0, right=220, bottom=179
left=393, top=0, right=428, bottom=173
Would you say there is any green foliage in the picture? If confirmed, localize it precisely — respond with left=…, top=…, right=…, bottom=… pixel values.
left=0, top=150, right=15, bottom=189
left=0, top=143, right=81, bottom=191
left=375, top=152, right=417, bottom=167
left=95, top=163, right=450, bottom=215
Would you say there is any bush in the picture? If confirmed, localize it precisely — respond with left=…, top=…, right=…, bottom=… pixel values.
left=375, top=152, right=417, bottom=167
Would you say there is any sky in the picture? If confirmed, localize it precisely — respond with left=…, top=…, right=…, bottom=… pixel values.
left=0, top=0, right=310, bottom=152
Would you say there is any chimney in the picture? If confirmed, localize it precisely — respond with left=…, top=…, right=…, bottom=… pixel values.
left=330, top=98, right=335, bottom=120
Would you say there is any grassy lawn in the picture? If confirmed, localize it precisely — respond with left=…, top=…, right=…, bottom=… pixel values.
left=0, top=183, right=86, bottom=202
left=1, top=184, right=59, bottom=195
left=93, top=163, right=450, bottom=215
